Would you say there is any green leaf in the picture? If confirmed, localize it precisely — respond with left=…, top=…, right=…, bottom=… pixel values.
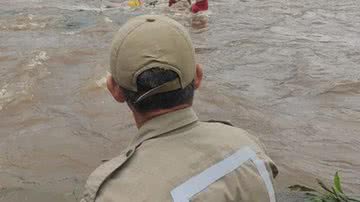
left=311, top=198, right=323, bottom=202
left=289, top=184, right=318, bottom=192
left=349, top=197, right=360, bottom=202
left=334, top=172, right=344, bottom=194
left=331, top=187, right=341, bottom=200
left=317, top=179, right=335, bottom=195
left=306, top=192, right=321, bottom=197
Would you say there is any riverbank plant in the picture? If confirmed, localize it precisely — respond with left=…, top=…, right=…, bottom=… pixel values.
left=289, top=172, right=360, bottom=202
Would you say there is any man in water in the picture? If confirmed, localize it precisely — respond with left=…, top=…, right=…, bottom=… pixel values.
left=190, top=0, right=209, bottom=30
left=81, top=15, right=278, bottom=202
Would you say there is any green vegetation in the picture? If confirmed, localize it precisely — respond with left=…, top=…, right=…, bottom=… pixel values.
left=289, top=172, right=360, bottom=202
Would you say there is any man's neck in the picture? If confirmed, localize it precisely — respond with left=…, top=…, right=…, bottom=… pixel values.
left=132, top=104, right=191, bottom=128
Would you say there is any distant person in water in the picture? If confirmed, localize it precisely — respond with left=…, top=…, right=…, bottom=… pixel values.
left=169, top=0, right=208, bottom=13
left=128, top=0, right=142, bottom=7
left=190, top=0, right=209, bottom=30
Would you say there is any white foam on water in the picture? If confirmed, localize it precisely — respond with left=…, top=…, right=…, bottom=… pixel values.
left=95, top=72, right=110, bottom=88
left=0, top=51, right=51, bottom=110
left=2, top=14, right=48, bottom=31
left=52, top=4, right=102, bottom=11
left=28, top=51, right=49, bottom=67
left=95, top=77, right=107, bottom=88
left=27, top=14, right=34, bottom=20
left=29, top=22, right=47, bottom=28
left=13, top=24, right=27, bottom=29
left=0, top=86, right=13, bottom=111
left=61, top=31, right=79, bottom=35
left=104, top=17, right=113, bottom=23
left=0, top=89, right=7, bottom=97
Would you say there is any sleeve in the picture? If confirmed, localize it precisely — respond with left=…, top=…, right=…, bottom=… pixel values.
left=241, top=130, right=279, bottom=178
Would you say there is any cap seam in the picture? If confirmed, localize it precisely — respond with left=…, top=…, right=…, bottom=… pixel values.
left=145, top=19, right=194, bottom=88
left=113, top=21, right=148, bottom=91
left=164, top=20, right=194, bottom=58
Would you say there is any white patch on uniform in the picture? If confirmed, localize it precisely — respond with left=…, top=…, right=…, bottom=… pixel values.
left=171, top=147, right=276, bottom=202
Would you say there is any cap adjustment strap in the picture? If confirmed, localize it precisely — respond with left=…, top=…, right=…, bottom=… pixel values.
left=134, top=78, right=182, bottom=103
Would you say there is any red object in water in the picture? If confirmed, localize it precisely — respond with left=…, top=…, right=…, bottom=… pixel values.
left=169, top=0, right=176, bottom=6
left=191, top=0, right=208, bottom=13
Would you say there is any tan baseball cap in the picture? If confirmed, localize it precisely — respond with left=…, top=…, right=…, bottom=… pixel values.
left=110, top=15, right=196, bottom=102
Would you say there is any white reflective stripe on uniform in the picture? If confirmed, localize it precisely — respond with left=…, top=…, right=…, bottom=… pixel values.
left=253, top=159, right=276, bottom=202
left=170, top=147, right=275, bottom=202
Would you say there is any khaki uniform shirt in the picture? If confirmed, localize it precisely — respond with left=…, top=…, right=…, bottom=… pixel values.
left=81, top=107, right=278, bottom=202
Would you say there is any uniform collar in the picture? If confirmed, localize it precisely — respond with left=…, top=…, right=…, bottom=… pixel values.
left=130, top=107, right=198, bottom=147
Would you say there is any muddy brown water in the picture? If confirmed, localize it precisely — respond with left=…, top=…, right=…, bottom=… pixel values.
left=0, top=0, right=360, bottom=201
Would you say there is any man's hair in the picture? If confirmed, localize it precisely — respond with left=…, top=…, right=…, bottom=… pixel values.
left=121, top=68, right=195, bottom=113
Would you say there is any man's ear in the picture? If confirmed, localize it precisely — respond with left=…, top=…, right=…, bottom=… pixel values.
left=194, top=64, right=203, bottom=89
left=107, top=75, right=126, bottom=103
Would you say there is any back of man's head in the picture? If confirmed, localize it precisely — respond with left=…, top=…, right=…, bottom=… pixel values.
left=108, top=15, right=200, bottom=113
left=122, top=68, right=195, bottom=113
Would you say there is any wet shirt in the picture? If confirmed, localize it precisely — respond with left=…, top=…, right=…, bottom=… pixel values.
left=169, top=0, right=176, bottom=7
left=81, top=107, right=278, bottom=202
left=191, top=0, right=208, bottom=13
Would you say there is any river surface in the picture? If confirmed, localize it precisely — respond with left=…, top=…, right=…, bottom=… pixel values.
left=0, top=0, right=360, bottom=201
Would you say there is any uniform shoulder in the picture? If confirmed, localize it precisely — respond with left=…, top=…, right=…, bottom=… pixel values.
left=199, top=119, right=256, bottom=139
left=81, top=148, right=134, bottom=202
left=199, top=120, right=278, bottom=177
